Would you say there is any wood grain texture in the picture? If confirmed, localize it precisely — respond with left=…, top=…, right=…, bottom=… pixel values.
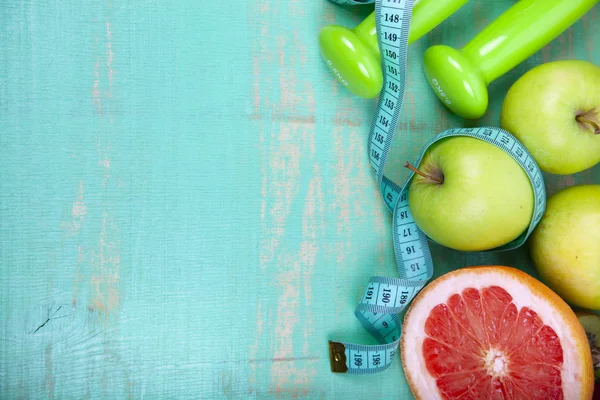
left=0, top=0, right=598, bottom=398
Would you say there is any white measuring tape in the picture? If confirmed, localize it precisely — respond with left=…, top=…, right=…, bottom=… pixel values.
left=326, top=0, right=547, bottom=374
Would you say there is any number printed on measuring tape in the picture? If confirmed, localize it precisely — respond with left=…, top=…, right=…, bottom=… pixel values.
left=327, top=0, right=546, bottom=375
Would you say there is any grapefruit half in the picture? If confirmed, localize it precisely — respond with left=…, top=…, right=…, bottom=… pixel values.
left=400, top=266, right=594, bottom=399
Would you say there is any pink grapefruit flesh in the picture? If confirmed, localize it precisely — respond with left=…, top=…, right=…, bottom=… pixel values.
left=401, top=266, right=594, bottom=400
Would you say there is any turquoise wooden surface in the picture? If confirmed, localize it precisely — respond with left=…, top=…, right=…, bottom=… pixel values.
left=1, top=1, right=598, bottom=398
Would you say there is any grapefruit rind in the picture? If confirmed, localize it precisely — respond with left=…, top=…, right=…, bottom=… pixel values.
left=400, top=266, right=594, bottom=400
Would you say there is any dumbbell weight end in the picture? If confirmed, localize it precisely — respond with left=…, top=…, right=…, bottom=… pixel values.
left=319, top=0, right=469, bottom=99
left=319, top=13, right=382, bottom=99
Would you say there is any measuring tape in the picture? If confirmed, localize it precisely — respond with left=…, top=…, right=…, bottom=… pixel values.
left=326, top=0, right=547, bottom=374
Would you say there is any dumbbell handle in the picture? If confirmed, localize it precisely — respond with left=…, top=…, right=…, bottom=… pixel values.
left=465, top=0, right=599, bottom=84
left=411, top=0, right=469, bottom=44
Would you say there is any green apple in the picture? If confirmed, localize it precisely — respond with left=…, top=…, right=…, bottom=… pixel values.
left=500, top=60, right=600, bottom=175
left=406, top=136, right=534, bottom=252
left=529, top=184, right=600, bottom=310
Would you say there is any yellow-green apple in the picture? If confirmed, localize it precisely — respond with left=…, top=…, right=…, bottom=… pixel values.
left=406, top=136, right=534, bottom=252
left=500, top=60, right=600, bottom=175
left=529, top=184, right=600, bottom=310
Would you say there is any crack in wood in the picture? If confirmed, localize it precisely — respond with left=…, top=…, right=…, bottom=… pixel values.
left=31, top=306, right=63, bottom=335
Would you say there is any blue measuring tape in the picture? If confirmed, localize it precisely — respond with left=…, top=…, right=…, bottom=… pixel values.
left=325, top=0, right=547, bottom=374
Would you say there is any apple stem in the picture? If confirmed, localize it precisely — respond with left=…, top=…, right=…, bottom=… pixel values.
left=576, top=109, right=600, bottom=135
left=404, top=162, right=443, bottom=184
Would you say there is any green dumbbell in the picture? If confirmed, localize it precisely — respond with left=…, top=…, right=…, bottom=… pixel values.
left=423, top=0, right=599, bottom=119
left=319, top=0, right=469, bottom=98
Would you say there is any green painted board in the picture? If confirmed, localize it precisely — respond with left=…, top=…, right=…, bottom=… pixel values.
left=1, top=0, right=598, bottom=398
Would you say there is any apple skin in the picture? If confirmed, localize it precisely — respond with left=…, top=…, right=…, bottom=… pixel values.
left=407, top=136, right=534, bottom=252
left=500, top=60, right=600, bottom=175
left=529, top=184, right=600, bottom=310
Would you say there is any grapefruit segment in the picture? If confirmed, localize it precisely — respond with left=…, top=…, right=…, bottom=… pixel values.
left=462, top=288, right=490, bottom=348
left=401, top=266, right=594, bottom=400
left=481, top=286, right=513, bottom=345
left=503, top=307, right=544, bottom=355
left=509, top=363, right=562, bottom=394
left=511, top=325, right=563, bottom=365
left=436, top=370, right=489, bottom=398
left=489, top=377, right=513, bottom=399
left=423, top=337, right=484, bottom=377
left=494, top=303, right=519, bottom=351
left=425, top=304, right=482, bottom=353
left=447, top=291, right=489, bottom=348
